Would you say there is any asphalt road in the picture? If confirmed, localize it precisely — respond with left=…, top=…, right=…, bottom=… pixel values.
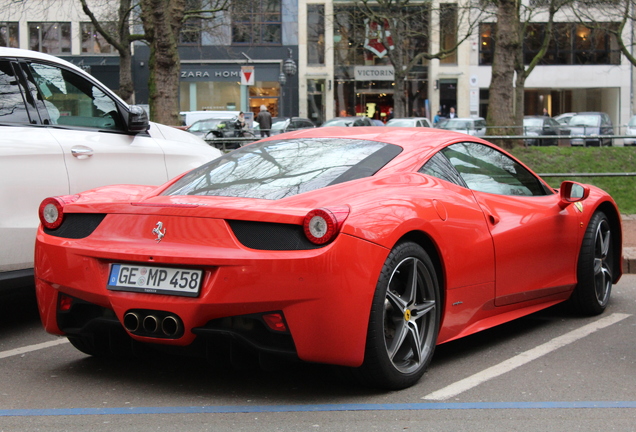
left=1, top=276, right=635, bottom=432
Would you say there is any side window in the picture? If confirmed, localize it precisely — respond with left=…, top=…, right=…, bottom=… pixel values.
left=419, top=152, right=467, bottom=187
left=0, top=60, right=31, bottom=124
left=25, top=62, right=123, bottom=131
left=441, top=142, right=550, bottom=196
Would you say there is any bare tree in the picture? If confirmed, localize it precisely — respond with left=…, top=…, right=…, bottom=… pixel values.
left=79, top=0, right=144, bottom=103
left=484, top=0, right=567, bottom=146
left=333, top=0, right=486, bottom=118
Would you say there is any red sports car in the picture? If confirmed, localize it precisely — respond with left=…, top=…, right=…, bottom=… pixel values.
left=35, top=127, right=623, bottom=389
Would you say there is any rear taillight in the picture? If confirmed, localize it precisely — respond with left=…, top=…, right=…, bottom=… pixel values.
left=303, top=206, right=350, bottom=245
left=38, top=195, right=79, bottom=230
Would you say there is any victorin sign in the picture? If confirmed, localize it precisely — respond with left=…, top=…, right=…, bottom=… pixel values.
left=354, top=66, right=395, bottom=81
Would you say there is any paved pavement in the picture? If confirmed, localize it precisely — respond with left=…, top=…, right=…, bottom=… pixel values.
left=622, top=214, right=636, bottom=274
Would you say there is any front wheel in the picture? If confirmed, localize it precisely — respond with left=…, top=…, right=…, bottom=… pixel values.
left=356, top=242, right=441, bottom=390
left=568, top=211, right=614, bottom=315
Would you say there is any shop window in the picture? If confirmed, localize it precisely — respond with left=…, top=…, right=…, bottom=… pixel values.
left=0, top=22, right=19, bottom=48
left=28, top=22, right=71, bottom=54
left=307, top=4, right=325, bottom=65
left=81, top=23, right=115, bottom=54
left=232, top=0, right=282, bottom=45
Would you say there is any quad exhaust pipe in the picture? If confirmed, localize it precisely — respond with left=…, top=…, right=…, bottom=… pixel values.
left=123, top=311, right=182, bottom=338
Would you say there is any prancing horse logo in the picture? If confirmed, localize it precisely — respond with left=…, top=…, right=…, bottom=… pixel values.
left=152, top=222, right=166, bottom=243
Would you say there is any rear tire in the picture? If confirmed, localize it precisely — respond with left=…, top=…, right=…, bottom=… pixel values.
left=355, top=242, right=441, bottom=390
left=568, top=211, right=613, bottom=315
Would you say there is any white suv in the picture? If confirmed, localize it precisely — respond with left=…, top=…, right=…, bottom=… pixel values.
left=0, top=48, right=222, bottom=292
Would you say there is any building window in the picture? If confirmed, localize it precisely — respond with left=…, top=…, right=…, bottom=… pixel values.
left=232, top=0, right=282, bottom=45
left=28, top=22, right=71, bottom=54
left=180, top=0, right=202, bottom=45
left=307, top=79, right=325, bottom=124
left=480, top=22, right=621, bottom=66
left=0, top=22, right=19, bottom=48
left=307, top=4, right=325, bottom=65
left=81, top=23, right=115, bottom=54
left=439, top=4, right=457, bottom=64
left=479, top=23, right=494, bottom=65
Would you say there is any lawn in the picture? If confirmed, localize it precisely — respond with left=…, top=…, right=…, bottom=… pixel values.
left=508, top=146, right=636, bottom=215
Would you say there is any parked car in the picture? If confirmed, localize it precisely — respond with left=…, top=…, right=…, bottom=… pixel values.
left=0, top=47, right=222, bottom=292
left=568, top=112, right=614, bottom=146
left=321, top=116, right=374, bottom=127
left=385, top=117, right=433, bottom=128
left=35, top=127, right=620, bottom=390
left=270, top=117, right=316, bottom=135
left=623, top=115, right=636, bottom=146
left=523, top=116, right=563, bottom=146
left=438, top=117, right=487, bottom=136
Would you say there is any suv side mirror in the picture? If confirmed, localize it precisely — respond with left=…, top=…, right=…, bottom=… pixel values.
left=127, top=105, right=150, bottom=133
left=559, top=181, right=590, bottom=208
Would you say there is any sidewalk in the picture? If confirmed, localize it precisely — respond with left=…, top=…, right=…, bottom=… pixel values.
left=623, top=215, right=636, bottom=274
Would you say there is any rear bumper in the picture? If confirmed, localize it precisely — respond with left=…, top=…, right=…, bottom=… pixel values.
left=35, top=229, right=388, bottom=367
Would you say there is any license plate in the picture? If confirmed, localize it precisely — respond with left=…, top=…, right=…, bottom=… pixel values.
left=107, top=264, right=202, bottom=297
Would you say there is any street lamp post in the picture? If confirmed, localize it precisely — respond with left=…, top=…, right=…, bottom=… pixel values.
left=279, top=48, right=296, bottom=118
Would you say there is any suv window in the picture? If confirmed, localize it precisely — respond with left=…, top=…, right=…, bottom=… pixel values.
left=25, top=62, right=123, bottom=131
left=0, top=60, right=31, bottom=124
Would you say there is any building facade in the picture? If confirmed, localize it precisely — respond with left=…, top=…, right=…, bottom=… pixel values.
left=2, top=0, right=633, bottom=128
left=297, top=0, right=633, bottom=128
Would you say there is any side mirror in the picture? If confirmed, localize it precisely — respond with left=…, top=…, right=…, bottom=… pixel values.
left=559, top=181, right=590, bottom=208
left=127, top=105, right=150, bottom=133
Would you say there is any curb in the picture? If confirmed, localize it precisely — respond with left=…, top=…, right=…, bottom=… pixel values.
left=624, top=247, right=636, bottom=274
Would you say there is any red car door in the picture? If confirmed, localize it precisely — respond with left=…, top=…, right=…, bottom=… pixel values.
left=472, top=191, right=582, bottom=306
left=439, top=142, right=583, bottom=306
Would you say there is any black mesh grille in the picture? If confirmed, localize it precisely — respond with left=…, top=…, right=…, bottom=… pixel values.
left=227, top=220, right=325, bottom=251
left=44, top=213, right=107, bottom=239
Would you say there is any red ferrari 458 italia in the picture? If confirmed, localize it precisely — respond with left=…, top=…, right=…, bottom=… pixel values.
left=35, top=127, right=623, bottom=389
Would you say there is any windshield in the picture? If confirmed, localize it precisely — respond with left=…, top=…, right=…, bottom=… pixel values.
left=569, top=115, right=600, bottom=127
left=163, top=138, right=402, bottom=200
left=523, top=118, right=543, bottom=128
left=189, top=119, right=224, bottom=132
left=271, top=120, right=288, bottom=131
left=386, top=119, right=413, bottom=127
left=442, top=119, right=472, bottom=130
left=322, top=118, right=355, bottom=127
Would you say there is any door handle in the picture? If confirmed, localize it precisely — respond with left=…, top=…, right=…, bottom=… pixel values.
left=71, top=146, right=94, bottom=159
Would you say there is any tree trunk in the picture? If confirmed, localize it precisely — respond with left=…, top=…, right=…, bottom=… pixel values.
left=140, top=0, right=185, bottom=125
left=486, top=0, right=520, bottom=148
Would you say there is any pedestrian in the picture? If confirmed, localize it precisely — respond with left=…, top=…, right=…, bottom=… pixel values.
left=449, top=107, right=456, bottom=118
left=234, top=111, right=246, bottom=137
left=387, top=107, right=394, bottom=121
left=433, top=110, right=442, bottom=124
left=542, top=107, right=550, bottom=116
left=256, top=105, right=272, bottom=137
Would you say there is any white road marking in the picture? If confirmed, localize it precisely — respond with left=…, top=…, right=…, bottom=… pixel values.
left=0, top=338, right=69, bottom=360
left=423, top=312, right=632, bottom=401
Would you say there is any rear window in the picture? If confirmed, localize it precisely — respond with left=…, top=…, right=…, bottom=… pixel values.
left=163, top=138, right=402, bottom=200
left=569, top=115, right=600, bottom=127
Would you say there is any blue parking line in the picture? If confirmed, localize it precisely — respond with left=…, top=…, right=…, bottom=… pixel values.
left=1, top=401, right=636, bottom=417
